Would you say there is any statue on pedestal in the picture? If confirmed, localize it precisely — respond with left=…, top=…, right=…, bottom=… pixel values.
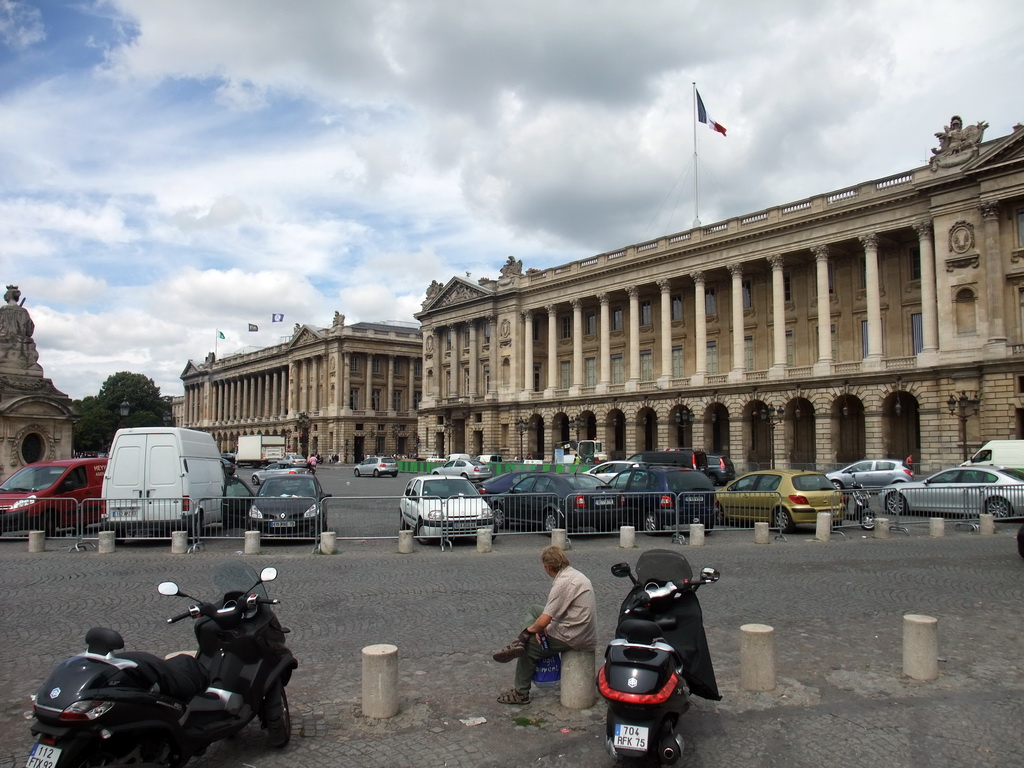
left=0, top=285, right=41, bottom=373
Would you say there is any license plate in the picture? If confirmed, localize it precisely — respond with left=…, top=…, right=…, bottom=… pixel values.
left=26, top=743, right=61, bottom=768
left=684, top=495, right=704, bottom=503
left=613, top=722, right=648, bottom=752
left=269, top=520, right=296, bottom=528
left=594, top=498, right=613, bottom=506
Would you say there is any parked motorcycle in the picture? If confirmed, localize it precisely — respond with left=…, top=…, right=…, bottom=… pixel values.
left=26, top=562, right=297, bottom=768
left=598, top=549, right=720, bottom=766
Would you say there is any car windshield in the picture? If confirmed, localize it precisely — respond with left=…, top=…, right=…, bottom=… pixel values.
left=998, top=467, right=1024, bottom=482
left=259, top=478, right=317, bottom=497
left=792, top=474, right=835, bottom=491
left=421, top=478, right=477, bottom=498
left=0, top=465, right=66, bottom=492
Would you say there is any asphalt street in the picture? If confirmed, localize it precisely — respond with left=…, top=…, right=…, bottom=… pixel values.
left=1, top=465, right=1022, bottom=768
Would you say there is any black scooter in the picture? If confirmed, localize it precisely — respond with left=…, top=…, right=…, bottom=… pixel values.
left=598, top=549, right=720, bottom=766
left=26, top=562, right=297, bottom=768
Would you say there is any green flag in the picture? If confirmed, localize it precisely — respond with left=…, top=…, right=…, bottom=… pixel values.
left=217, top=330, right=225, bottom=339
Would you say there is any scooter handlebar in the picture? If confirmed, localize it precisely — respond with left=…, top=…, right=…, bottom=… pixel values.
left=166, top=611, right=192, bottom=624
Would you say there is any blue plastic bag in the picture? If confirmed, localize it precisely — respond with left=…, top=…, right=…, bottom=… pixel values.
left=533, top=653, right=561, bottom=687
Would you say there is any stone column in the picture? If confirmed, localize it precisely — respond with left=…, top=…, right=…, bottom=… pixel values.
left=571, top=299, right=583, bottom=393
left=658, top=279, right=672, bottom=383
left=692, top=271, right=707, bottom=383
left=545, top=305, right=558, bottom=393
left=729, top=263, right=744, bottom=379
left=487, top=316, right=499, bottom=396
left=915, top=221, right=939, bottom=357
left=627, top=286, right=640, bottom=385
left=769, top=255, right=787, bottom=377
left=467, top=322, right=478, bottom=398
left=387, top=355, right=396, bottom=413
left=813, top=245, right=833, bottom=375
left=860, top=233, right=883, bottom=370
left=522, top=310, right=534, bottom=396
left=598, top=293, right=611, bottom=391
left=980, top=200, right=1007, bottom=353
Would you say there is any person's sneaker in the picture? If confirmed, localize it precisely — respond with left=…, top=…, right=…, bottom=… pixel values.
left=492, top=640, right=525, bottom=663
left=497, top=688, right=530, bottom=705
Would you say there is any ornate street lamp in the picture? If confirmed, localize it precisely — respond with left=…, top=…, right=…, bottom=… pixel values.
left=756, top=404, right=785, bottom=469
left=296, top=411, right=310, bottom=457
left=947, top=391, right=980, bottom=461
left=571, top=414, right=584, bottom=442
left=515, top=417, right=529, bottom=461
left=118, top=400, right=130, bottom=430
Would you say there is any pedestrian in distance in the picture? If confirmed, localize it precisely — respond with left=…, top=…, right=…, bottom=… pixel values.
left=492, top=545, right=598, bottom=705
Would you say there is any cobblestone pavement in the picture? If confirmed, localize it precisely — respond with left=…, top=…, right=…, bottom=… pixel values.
left=1, top=515, right=1022, bottom=767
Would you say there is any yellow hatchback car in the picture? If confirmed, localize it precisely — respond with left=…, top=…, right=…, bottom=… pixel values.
left=716, top=469, right=842, bottom=533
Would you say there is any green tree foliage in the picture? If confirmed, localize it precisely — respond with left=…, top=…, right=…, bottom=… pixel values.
left=73, top=372, right=174, bottom=453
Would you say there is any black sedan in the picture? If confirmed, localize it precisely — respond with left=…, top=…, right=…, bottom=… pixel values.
left=247, top=474, right=330, bottom=536
left=490, top=471, right=618, bottom=532
left=606, top=465, right=719, bottom=533
left=477, top=470, right=536, bottom=497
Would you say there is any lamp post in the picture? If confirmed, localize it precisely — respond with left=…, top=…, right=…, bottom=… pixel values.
left=571, top=414, right=583, bottom=443
left=296, top=411, right=310, bottom=457
left=118, top=400, right=130, bottom=430
left=675, top=407, right=694, bottom=446
left=515, top=417, right=528, bottom=461
left=443, top=418, right=453, bottom=455
left=392, top=423, right=402, bottom=456
left=756, top=404, right=785, bottom=469
left=947, top=391, right=980, bottom=461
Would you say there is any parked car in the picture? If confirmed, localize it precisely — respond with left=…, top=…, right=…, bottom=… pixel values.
left=354, top=456, right=399, bottom=478
left=606, top=465, right=719, bottom=533
left=280, top=453, right=308, bottom=467
left=584, top=461, right=642, bottom=482
left=431, top=458, right=494, bottom=482
left=881, top=466, right=1024, bottom=520
left=223, top=474, right=255, bottom=528
left=627, top=449, right=708, bottom=471
left=250, top=462, right=311, bottom=486
left=399, top=475, right=494, bottom=541
left=716, top=469, right=842, bottom=533
left=0, top=458, right=107, bottom=535
left=704, top=454, right=736, bottom=486
left=827, top=459, right=913, bottom=489
left=490, top=472, right=617, bottom=532
left=248, top=474, right=330, bottom=536
left=477, top=470, right=536, bottom=497
left=476, top=454, right=503, bottom=464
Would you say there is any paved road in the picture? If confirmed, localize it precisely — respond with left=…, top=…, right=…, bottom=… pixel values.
left=2, top=467, right=1022, bottom=767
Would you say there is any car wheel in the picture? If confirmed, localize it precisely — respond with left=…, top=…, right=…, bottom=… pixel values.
left=884, top=491, right=907, bottom=517
left=831, top=479, right=844, bottom=490
left=251, top=475, right=261, bottom=486
left=773, top=506, right=795, bottom=533
left=414, top=517, right=430, bottom=544
left=373, top=469, right=380, bottom=477
left=984, top=496, right=1013, bottom=519
left=543, top=508, right=560, bottom=532
left=643, top=511, right=662, bottom=535
left=432, top=470, right=440, bottom=475
left=491, top=506, right=505, bottom=530
left=354, top=468, right=360, bottom=477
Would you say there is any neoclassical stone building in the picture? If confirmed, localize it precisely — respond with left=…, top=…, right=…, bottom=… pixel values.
left=179, top=315, right=422, bottom=462
left=414, top=116, right=1024, bottom=472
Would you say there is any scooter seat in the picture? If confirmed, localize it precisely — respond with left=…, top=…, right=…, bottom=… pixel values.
left=617, top=618, right=664, bottom=645
left=119, top=651, right=210, bottom=702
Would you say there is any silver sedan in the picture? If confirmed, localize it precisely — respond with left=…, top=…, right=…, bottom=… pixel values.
left=882, top=466, right=1024, bottom=520
left=430, top=458, right=494, bottom=482
left=250, top=462, right=311, bottom=486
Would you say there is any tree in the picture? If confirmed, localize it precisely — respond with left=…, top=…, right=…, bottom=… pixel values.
left=73, top=372, right=173, bottom=453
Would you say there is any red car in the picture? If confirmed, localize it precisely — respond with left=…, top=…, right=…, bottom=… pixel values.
left=0, top=458, right=107, bottom=535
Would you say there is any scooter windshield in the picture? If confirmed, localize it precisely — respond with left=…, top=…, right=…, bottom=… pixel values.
left=212, top=561, right=268, bottom=601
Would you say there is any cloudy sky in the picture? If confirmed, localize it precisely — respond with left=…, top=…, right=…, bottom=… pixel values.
left=2, top=0, right=1022, bottom=401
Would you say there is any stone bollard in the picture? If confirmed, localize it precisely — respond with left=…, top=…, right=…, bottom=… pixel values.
left=873, top=517, right=890, bottom=539
left=397, top=529, right=414, bottom=554
left=476, top=528, right=492, bottom=553
left=320, top=530, right=337, bottom=555
left=619, top=525, right=635, bottom=549
left=244, top=530, right=260, bottom=555
left=740, top=623, right=776, bottom=691
left=551, top=528, right=568, bottom=550
left=978, top=513, right=995, bottom=535
left=98, top=530, right=116, bottom=554
left=929, top=517, right=945, bottom=537
left=753, top=521, right=770, bottom=544
left=815, top=511, right=832, bottom=541
left=903, top=614, right=939, bottom=681
left=28, top=530, right=46, bottom=554
left=689, top=523, right=705, bottom=547
left=361, top=643, right=399, bottom=718
left=560, top=649, right=597, bottom=709
left=170, top=530, right=188, bottom=555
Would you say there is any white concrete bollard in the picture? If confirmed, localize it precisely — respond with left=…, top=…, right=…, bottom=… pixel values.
left=320, top=530, right=337, bottom=554
left=560, top=650, right=597, bottom=710
left=873, top=517, right=890, bottom=539
left=551, top=528, right=568, bottom=550
left=476, top=528, right=492, bottom=553
left=361, top=643, right=399, bottom=718
left=753, top=521, right=770, bottom=544
left=740, top=623, right=776, bottom=691
left=929, top=517, right=945, bottom=537
left=244, top=530, right=260, bottom=555
left=619, top=525, right=635, bottom=549
left=28, top=530, right=46, bottom=554
left=98, top=530, right=116, bottom=554
left=397, top=529, right=414, bottom=554
left=978, top=513, right=995, bottom=535
left=170, top=530, right=188, bottom=555
left=903, top=614, right=939, bottom=681
left=815, top=511, right=832, bottom=541
left=689, top=523, right=705, bottom=546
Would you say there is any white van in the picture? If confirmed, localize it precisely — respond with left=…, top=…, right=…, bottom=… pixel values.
left=102, top=427, right=225, bottom=533
left=962, top=440, right=1024, bottom=470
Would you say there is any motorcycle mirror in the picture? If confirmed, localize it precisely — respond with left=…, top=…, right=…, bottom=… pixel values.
left=700, top=567, right=720, bottom=583
left=158, top=581, right=180, bottom=596
left=610, top=563, right=632, bottom=578
left=259, top=566, right=278, bottom=583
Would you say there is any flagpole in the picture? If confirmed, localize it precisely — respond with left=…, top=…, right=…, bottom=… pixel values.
left=692, top=82, right=700, bottom=227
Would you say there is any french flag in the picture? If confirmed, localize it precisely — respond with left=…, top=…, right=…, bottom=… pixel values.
left=696, top=90, right=727, bottom=136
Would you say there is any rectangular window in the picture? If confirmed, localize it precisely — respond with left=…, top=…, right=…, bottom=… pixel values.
left=414, top=359, right=422, bottom=376
left=585, top=357, right=596, bottom=386
left=611, top=354, right=624, bottom=384
left=585, top=311, right=597, bottom=335
left=672, top=345, right=683, bottom=378
left=349, top=356, right=360, bottom=373
left=413, top=390, right=422, bottom=409
left=861, top=320, right=869, bottom=359
left=639, top=350, right=653, bottom=381
left=785, top=330, right=795, bottom=367
left=391, top=389, right=403, bottom=411
left=909, top=246, right=921, bottom=281
left=371, top=388, right=381, bottom=411
left=705, top=287, right=716, bottom=315
left=446, top=329, right=452, bottom=350
left=783, top=273, right=792, bottom=302
left=532, top=364, right=542, bottom=392
left=561, top=315, right=571, bottom=339
left=462, top=366, right=469, bottom=395
left=640, top=300, right=652, bottom=326
left=371, top=356, right=382, bottom=375
left=612, top=306, right=623, bottom=331
left=483, top=364, right=490, bottom=392
left=706, top=341, right=718, bottom=374
left=560, top=360, right=571, bottom=388
left=911, top=312, right=923, bottom=355
left=483, top=322, right=491, bottom=344
left=742, top=280, right=752, bottom=310
left=394, top=358, right=402, bottom=375
left=744, top=335, right=754, bottom=370
left=349, top=387, right=360, bottom=409
left=671, top=294, right=683, bottom=321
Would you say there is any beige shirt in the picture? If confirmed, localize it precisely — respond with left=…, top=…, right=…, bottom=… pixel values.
left=543, top=566, right=598, bottom=651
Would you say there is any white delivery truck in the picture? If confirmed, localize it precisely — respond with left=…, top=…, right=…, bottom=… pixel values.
left=102, top=427, right=225, bottom=535
left=236, top=434, right=286, bottom=467
left=962, top=440, right=1024, bottom=470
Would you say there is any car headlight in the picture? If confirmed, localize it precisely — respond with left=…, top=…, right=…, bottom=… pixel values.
left=427, top=509, right=442, bottom=520
left=249, top=503, right=263, bottom=519
left=302, top=504, right=318, bottom=518
left=11, top=496, right=37, bottom=510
